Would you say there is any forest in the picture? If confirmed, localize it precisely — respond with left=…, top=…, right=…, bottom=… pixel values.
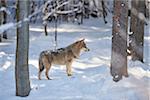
left=0, top=0, right=150, bottom=100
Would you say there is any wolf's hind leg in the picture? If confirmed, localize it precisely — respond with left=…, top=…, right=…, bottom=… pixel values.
left=38, top=71, right=42, bottom=80
left=38, top=58, right=45, bottom=80
left=38, top=65, right=44, bottom=80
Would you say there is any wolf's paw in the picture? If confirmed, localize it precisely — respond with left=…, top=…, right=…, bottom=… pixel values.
left=46, top=76, right=52, bottom=80
left=47, top=77, right=52, bottom=80
left=124, top=74, right=129, bottom=77
left=67, top=74, right=72, bottom=76
left=38, top=77, right=41, bottom=80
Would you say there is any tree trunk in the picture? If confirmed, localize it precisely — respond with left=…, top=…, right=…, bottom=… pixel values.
left=0, top=1, right=2, bottom=42
left=101, top=0, right=107, bottom=24
left=130, top=0, right=145, bottom=62
left=80, top=1, right=84, bottom=24
left=15, top=0, right=31, bottom=97
left=111, top=0, right=128, bottom=82
left=44, top=24, right=48, bottom=36
left=1, top=0, right=7, bottom=39
left=145, top=0, right=149, bottom=19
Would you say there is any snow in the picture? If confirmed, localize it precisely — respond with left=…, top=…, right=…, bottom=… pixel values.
left=43, top=1, right=70, bottom=20
left=56, top=8, right=79, bottom=14
left=0, top=23, right=15, bottom=34
left=0, top=7, right=11, bottom=15
left=0, top=17, right=150, bottom=100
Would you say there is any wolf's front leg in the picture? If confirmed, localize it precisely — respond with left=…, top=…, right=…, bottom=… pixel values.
left=66, top=62, right=73, bottom=76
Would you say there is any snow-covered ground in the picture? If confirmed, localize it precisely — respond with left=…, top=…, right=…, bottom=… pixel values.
left=0, top=18, right=150, bottom=100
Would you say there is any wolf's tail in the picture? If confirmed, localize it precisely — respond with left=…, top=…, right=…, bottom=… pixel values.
left=39, top=52, right=45, bottom=72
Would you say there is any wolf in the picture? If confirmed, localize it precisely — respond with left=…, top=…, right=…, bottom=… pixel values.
left=38, top=39, right=90, bottom=80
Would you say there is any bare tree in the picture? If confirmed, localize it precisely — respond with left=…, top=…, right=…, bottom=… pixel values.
left=101, top=0, right=108, bottom=24
left=1, top=0, right=7, bottom=39
left=111, top=0, right=128, bottom=82
left=0, top=1, right=2, bottom=42
left=15, top=0, right=31, bottom=97
left=43, top=1, right=50, bottom=36
left=145, top=0, right=149, bottom=20
left=129, top=0, right=145, bottom=62
left=0, top=0, right=7, bottom=42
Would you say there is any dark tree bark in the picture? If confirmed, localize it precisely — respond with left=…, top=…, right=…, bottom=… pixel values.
left=15, top=0, right=31, bottom=97
left=101, top=0, right=107, bottom=24
left=43, top=1, right=49, bottom=36
left=54, top=16, right=57, bottom=50
left=1, top=0, right=7, bottom=39
left=0, top=0, right=7, bottom=41
left=44, top=23, right=48, bottom=36
left=80, top=0, right=84, bottom=24
left=129, top=0, right=145, bottom=62
left=145, top=0, right=149, bottom=19
left=111, top=0, right=128, bottom=82
left=0, top=1, right=2, bottom=42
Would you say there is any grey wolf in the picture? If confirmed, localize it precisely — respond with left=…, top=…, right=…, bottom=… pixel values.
left=38, top=39, right=89, bottom=80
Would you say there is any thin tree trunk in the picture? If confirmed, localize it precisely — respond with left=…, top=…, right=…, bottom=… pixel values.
left=15, top=0, right=31, bottom=97
left=130, top=0, right=145, bottom=62
left=111, top=0, right=128, bottom=82
left=43, top=0, right=48, bottom=36
left=44, top=24, right=48, bottom=36
left=80, top=1, right=84, bottom=24
left=145, top=0, right=149, bottom=20
left=0, top=1, right=2, bottom=42
left=101, top=0, right=107, bottom=24
left=54, top=16, right=57, bottom=50
left=1, top=0, right=7, bottom=39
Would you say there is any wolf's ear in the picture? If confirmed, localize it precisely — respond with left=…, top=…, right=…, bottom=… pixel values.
left=80, top=38, right=85, bottom=42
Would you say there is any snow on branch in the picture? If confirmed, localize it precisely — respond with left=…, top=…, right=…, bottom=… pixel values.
left=0, top=7, right=11, bottom=15
left=0, top=23, right=15, bottom=34
left=70, top=4, right=82, bottom=7
left=131, top=7, right=148, bottom=24
left=43, top=1, right=70, bottom=20
left=28, top=4, right=44, bottom=20
left=0, top=0, right=50, bottom=34
left=0, top=0, right=81, bottom=34
left=56, top=8, right=79, bottom=14
left=42, top=0, right=53, bottom=13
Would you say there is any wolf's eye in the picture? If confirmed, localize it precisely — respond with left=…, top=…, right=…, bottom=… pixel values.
left=83, top=43, right=86, bottom=47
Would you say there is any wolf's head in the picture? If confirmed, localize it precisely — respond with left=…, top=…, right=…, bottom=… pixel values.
left=75, top=39, right=90, bottom=52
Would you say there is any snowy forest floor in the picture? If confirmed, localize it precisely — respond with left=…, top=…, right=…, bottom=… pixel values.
left=0, top=18, right=150, bottom=100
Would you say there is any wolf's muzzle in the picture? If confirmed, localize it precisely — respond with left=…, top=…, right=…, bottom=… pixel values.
left=85, top=48, right=90, bottom=52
